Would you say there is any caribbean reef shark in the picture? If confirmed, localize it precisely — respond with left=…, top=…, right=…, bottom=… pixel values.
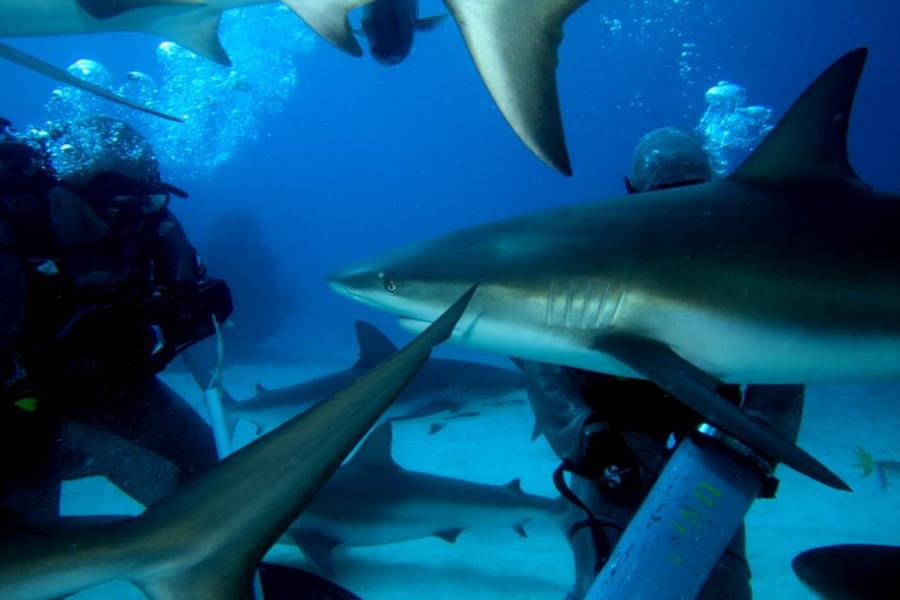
left=286, top=421, right=562, bottom=575
left=329, top=48, right=898, bottom=492
left=792, top=544, right=900, bottom=600
left=186, top=320, right=525, bottom=441
left=359, top=0, right=447, bottom=66
left=1, top=0, right=587, bottom=174
left=0, top=285, right=476, bottom=599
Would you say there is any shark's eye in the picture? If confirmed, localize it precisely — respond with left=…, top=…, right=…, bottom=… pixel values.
left=384, top=279, right=398, bottom=294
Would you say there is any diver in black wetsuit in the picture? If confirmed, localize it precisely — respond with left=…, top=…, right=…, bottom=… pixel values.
left=0, top=116, right=232, bottom=530
left=522, top=127, right=805, bottom=600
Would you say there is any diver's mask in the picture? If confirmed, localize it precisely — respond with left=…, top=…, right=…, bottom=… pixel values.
left=81, top=170, right=188, bottom=232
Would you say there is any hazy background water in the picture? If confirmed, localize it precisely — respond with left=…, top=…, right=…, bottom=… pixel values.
left=3, top=0, right=900, bottom=362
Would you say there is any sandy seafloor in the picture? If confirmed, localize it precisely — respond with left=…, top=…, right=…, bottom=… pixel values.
left=61, top=356, right=900, bottom=600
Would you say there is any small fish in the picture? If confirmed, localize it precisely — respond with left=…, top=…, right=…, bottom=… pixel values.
left=853, top=446, right=900, bottom=489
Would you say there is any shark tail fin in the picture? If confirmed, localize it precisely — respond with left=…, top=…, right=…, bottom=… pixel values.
left=0, top=42, right=182, bottom=122
left=444, top=0, right=589, bottom=175
left=280, top=0, right=373, bottom=57
left=142, top=8, right=232, bottom=66
left=353, top=321, right=399, bottom=368
left=730, top=48, right=867, bottom=186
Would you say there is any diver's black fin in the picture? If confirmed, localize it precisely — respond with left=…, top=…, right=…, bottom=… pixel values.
left=353, top=321, right=399, bottom=369
left=259, top=562, right=361, bottom=600
left=792, top=544, right=900, bottom=600
left=730, top=48, right=867, bottom=186
left=594, top=333, right=850, bottom=491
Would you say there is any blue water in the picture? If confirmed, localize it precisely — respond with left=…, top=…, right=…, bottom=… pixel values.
left=4, top=0, right=899, bottom=363
left=3, top=2, right=900, bottom=598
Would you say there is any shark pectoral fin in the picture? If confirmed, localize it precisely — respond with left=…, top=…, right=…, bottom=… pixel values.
left=281, top=0, right=373, bottom=57
left=415, top=14, right=450, bottom=31
left=530, top=418, right=543, bottom=441
left=290, top=530, right=342, bottom=577
left=429, top=422, right=446, bottom=435
left=353, top=321, right=399, bottom=369
left=0, top=43, right=183, bottom=123
left=259, top=563, right=360, bottom=600
left=594, top=334, right=850, bottom=492
left=513, top=519, right=532, bottom=538
left=434, top=528, right=465, bottom=543
left=730, top=48, right=867, bottom=186
left=77, top=0, right=204, bottom=20
left=144, top=9, right=231, bottom=66
left=443, top=0, right=589, bottom=175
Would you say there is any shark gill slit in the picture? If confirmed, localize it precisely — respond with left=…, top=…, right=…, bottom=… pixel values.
left=564, top=280, right=575, bottom=328
left=545, top=279, right=556, bottom=326
left=581, top=280, right=593, bottom=329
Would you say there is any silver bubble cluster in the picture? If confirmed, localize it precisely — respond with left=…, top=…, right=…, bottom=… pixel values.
left=38, top=5, right=316, bottom=181
left=696, top=81, right=773, bottom=175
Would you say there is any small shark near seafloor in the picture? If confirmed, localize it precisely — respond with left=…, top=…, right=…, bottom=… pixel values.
left=286, top=421, right=563, bottom=576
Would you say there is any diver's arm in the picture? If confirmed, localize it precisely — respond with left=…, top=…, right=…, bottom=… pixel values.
left=153, top=209, right=202, bottom=286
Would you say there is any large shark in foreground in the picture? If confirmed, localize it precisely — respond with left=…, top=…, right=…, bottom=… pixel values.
left=186, top=320, right=525, bottom=441
left=358, top=0, right=447, bottom=66
left=0, top=286, right=476, bottom=599
left=329, top=48, right=896, bottom=491
left=1, top=0, right=587, bottom=174
left=287, top=422, right=561, bottom=575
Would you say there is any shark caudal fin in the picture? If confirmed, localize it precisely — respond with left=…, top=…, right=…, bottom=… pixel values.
left=730, top=48, right=868, bottom=186
left=76, top=0, right=204, bottom=20
left=281, top=0, right=374, bottom=57
left=353, top=321, right=399, bottom=369
left=0, top=42, right=183, bottom=122
left=444, top=0, right=589, bottom=175
left=0, top=286, right=477, bottom=600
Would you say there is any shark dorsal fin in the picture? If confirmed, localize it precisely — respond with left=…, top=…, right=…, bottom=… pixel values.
left=349, top=422, right=399, bottom=470
left=444, top=0, right=589, bottom=175
left=353, top=321, right=398, bottom=369
left=504, top=478, right=524, bottom=495
left=255, top=383, right=269, bottom=395
left=730, top=48, right=867, bottom=186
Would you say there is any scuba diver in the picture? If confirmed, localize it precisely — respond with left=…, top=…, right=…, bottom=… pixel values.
left=522, top=127, right=805, bottom=600
left=0, top=116, right=232, bottom=531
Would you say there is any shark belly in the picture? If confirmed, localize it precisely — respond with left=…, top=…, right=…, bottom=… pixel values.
left=401, top=288, right=900, bottom=385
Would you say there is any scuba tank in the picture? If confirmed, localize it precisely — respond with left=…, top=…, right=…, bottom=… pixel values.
left=584, top=424, right=773, bottom=600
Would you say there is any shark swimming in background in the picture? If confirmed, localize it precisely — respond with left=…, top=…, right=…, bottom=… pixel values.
left=358, top=0, right=447, bottom=66
left=0, top=285, right=476, bottom=600
left=1, top=0, right=589, bottom=174
left=286, top=422, right=562, bottom=575
left=329, top=48, right=899, bottom=492
left=186, top=320, right=525, bottom=441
